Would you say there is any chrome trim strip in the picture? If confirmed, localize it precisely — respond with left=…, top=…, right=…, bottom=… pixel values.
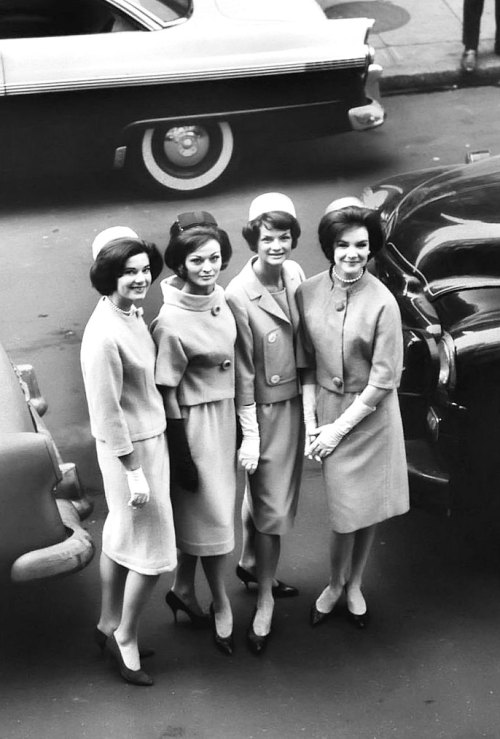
left=120, top=97, right=348, bottom=134
left=5, top=57, right=366, bottom=96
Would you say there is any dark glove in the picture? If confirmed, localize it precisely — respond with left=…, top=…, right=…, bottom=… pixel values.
left=166, top=418, right=198, bottom=493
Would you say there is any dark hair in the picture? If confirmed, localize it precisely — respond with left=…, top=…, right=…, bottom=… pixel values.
left=164, top=226, right=232, bottom=277
left=242, top=211, right=301, bottom=252
left=90, top=238, right=163, bottom=295
left=318, top=206, right=384, bottom=263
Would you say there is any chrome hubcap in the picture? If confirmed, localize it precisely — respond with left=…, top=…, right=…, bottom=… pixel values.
left=163, top=126, right=210, bottom=168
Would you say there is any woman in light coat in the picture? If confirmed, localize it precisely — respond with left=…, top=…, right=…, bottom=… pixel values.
left=225, top=193, right=304, bottom=654
left=296, top=198, right=409, bottom=629
left=81, top=227, right=177, bottom=687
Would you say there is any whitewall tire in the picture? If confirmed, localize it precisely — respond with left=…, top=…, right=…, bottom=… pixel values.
left=138, top=120, right=235, bottom=194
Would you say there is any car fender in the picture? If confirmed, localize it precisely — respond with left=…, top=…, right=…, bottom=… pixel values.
left=11, top=498, right=95, bottom=582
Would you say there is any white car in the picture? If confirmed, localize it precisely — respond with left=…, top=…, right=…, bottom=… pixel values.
left=0, top=0, right=384, bottom=194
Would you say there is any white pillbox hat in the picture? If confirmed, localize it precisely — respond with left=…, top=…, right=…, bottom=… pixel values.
left=248, top=192, right=296, bottom=221
left=91, top=226, right=138, bottom=260
left=323, top=196, right=363, bottom=215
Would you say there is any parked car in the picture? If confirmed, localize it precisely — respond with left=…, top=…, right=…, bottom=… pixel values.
left=0, top=0, right=384, bottom=194
left=0, top=339, right=94, bottom=582
left=361, top=152, right=500, bottom=512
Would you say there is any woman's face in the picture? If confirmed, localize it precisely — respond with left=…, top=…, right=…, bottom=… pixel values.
left=256, top=222, right=293, bottom=269
left=183, top=238, right=222, bottom=295
left=333, top=225, right=370, bottom=280
left=111, top=252, right=152, bottom=310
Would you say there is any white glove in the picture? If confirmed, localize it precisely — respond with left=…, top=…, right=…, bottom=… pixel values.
left=237, top=403, right=260, bottom=474
left=309, top=396, right=375, bottom=459
left=302, top=384, right=320, bottom=460
left=126, top=467, right=150, bottom=509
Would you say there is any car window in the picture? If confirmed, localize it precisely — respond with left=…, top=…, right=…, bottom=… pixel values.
left=0, top=0, right=141, bottom=38
left=132, top=0, right=191, bottom=23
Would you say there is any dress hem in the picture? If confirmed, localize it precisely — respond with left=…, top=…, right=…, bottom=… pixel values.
left=103, top=548, right=177, bottom=576
left=176, top=538, right=235, bottom=557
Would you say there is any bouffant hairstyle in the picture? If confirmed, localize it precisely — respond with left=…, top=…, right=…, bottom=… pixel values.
left=164, top=225, right=232, bottom=278
left=242, top=211, right=301, bottom=252
left=317, top=206, right=384, bottom=263
left=90, top=238, right=163, bottom=296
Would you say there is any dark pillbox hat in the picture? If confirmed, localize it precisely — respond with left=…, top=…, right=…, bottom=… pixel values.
left=176, top=211, right=218, bottom=230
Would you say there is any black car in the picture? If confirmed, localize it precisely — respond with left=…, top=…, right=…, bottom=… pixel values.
left=362, top=153, right=500, bottom=512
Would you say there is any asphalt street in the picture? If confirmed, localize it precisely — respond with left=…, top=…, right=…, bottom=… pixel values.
left=2, top=87, right=500, bottom=739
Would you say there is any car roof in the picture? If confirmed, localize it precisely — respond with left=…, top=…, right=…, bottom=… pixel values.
left=388, top=156, right=500, bottom=296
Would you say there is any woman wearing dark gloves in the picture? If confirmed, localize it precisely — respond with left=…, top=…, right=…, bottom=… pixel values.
left=80, top=227, right=177, bottom=686
left=295, top=198, right=409, bottom=629
left=151, top=213, right=237, bottom=655
left=225, top=193, right=305, bottom=654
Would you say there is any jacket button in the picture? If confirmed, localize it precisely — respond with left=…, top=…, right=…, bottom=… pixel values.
left=335, top=302, right=345, bottom=312
left=268, top=332, right=277, bottom=343
left=270, top=374, right=280, bottom=384
left=332, top=377, right=343, bottom=389
left=211, top=305, right=221, bottom=316
left=221, top=359, right=232, bottom=370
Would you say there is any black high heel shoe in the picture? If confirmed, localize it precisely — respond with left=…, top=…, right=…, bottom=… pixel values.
left=235, top=565, right=299, bottom=598
left=309, top=585, right=343, bottom=627
left=107, top=634, right=153, bottom=687
left=94, top=627, right=155, bottom=659
left=344, top=586, right=370, bottom=629
left=209, top=604, right=234, bottom=656
left=165, top=591, right=210, bottom=629
left=246, top=608, right=272, bottom=656
left=309, top=602, right=334, bottom=628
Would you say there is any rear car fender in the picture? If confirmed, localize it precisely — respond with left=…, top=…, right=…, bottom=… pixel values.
left=0, top=432, right=94, bottom=582
left=11, top=499, right=95, bottom=582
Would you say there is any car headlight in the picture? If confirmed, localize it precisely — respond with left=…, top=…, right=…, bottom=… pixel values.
left=437, top=332, right=456, bottom=391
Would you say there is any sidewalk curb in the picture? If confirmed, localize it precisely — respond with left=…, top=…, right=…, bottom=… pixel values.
left=382, top=66, right=500, bottom=95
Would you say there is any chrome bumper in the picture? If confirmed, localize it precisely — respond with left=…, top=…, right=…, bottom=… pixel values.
left=11, top=499, right=95, bottom=582
left=348, top=63, right=385, bottom=131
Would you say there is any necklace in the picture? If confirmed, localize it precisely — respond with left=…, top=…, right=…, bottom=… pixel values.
left=106, top=296, right=134, bottom=316
left=331, top=266, right=364, bottom=284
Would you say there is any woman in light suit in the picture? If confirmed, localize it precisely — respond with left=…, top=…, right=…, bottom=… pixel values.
left=225, top=193, right=305, bottom=654
left=296, top=198, right=409, bottom=629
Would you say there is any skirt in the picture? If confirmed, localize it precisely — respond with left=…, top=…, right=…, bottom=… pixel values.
left=245, top=396, right=304, bottom=535
left=96, top=433, right=177, bottom=575
left=172, top=399, right=237, bottom=556
left=317, top=387, right=409, bottom=533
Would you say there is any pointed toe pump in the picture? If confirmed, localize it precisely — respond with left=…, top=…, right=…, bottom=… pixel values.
left=346, top=607, right=370, bottom=630
left=165, top=591, right=210, bottom=629
left=209, top=604, right=234, bottom=656
left=246, top=609, right=271, bottom=655
left=107, top=635, right=154, bottom=687
left=235, top=565, right=299, bottom=598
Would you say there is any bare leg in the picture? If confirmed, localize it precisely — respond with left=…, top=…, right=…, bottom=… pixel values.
left=201, top=554, right=232, bottom=638
left=253, top=532, right=279, bottom=636
left=97, top=552, right=127, bottom=635
left=114, top=571, right=159, bottom=670
left=316, top=530, right=354, bottom=613
left=345, top=524, right=377, bottom=615
left=239, top=494, right=257, bottom=571
left=171, top=550, right=204, bottom=616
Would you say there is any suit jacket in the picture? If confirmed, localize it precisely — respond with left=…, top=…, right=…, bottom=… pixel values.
left=225, top=257, right=305, bottom=405
left=295, top=270, right=403, bottom=394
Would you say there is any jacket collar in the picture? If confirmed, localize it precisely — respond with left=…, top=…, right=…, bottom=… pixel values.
left=240, top=257, right=301, bottom=327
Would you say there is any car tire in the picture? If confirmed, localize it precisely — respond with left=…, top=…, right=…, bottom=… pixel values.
left=135, top=120, right=235, bottom=195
